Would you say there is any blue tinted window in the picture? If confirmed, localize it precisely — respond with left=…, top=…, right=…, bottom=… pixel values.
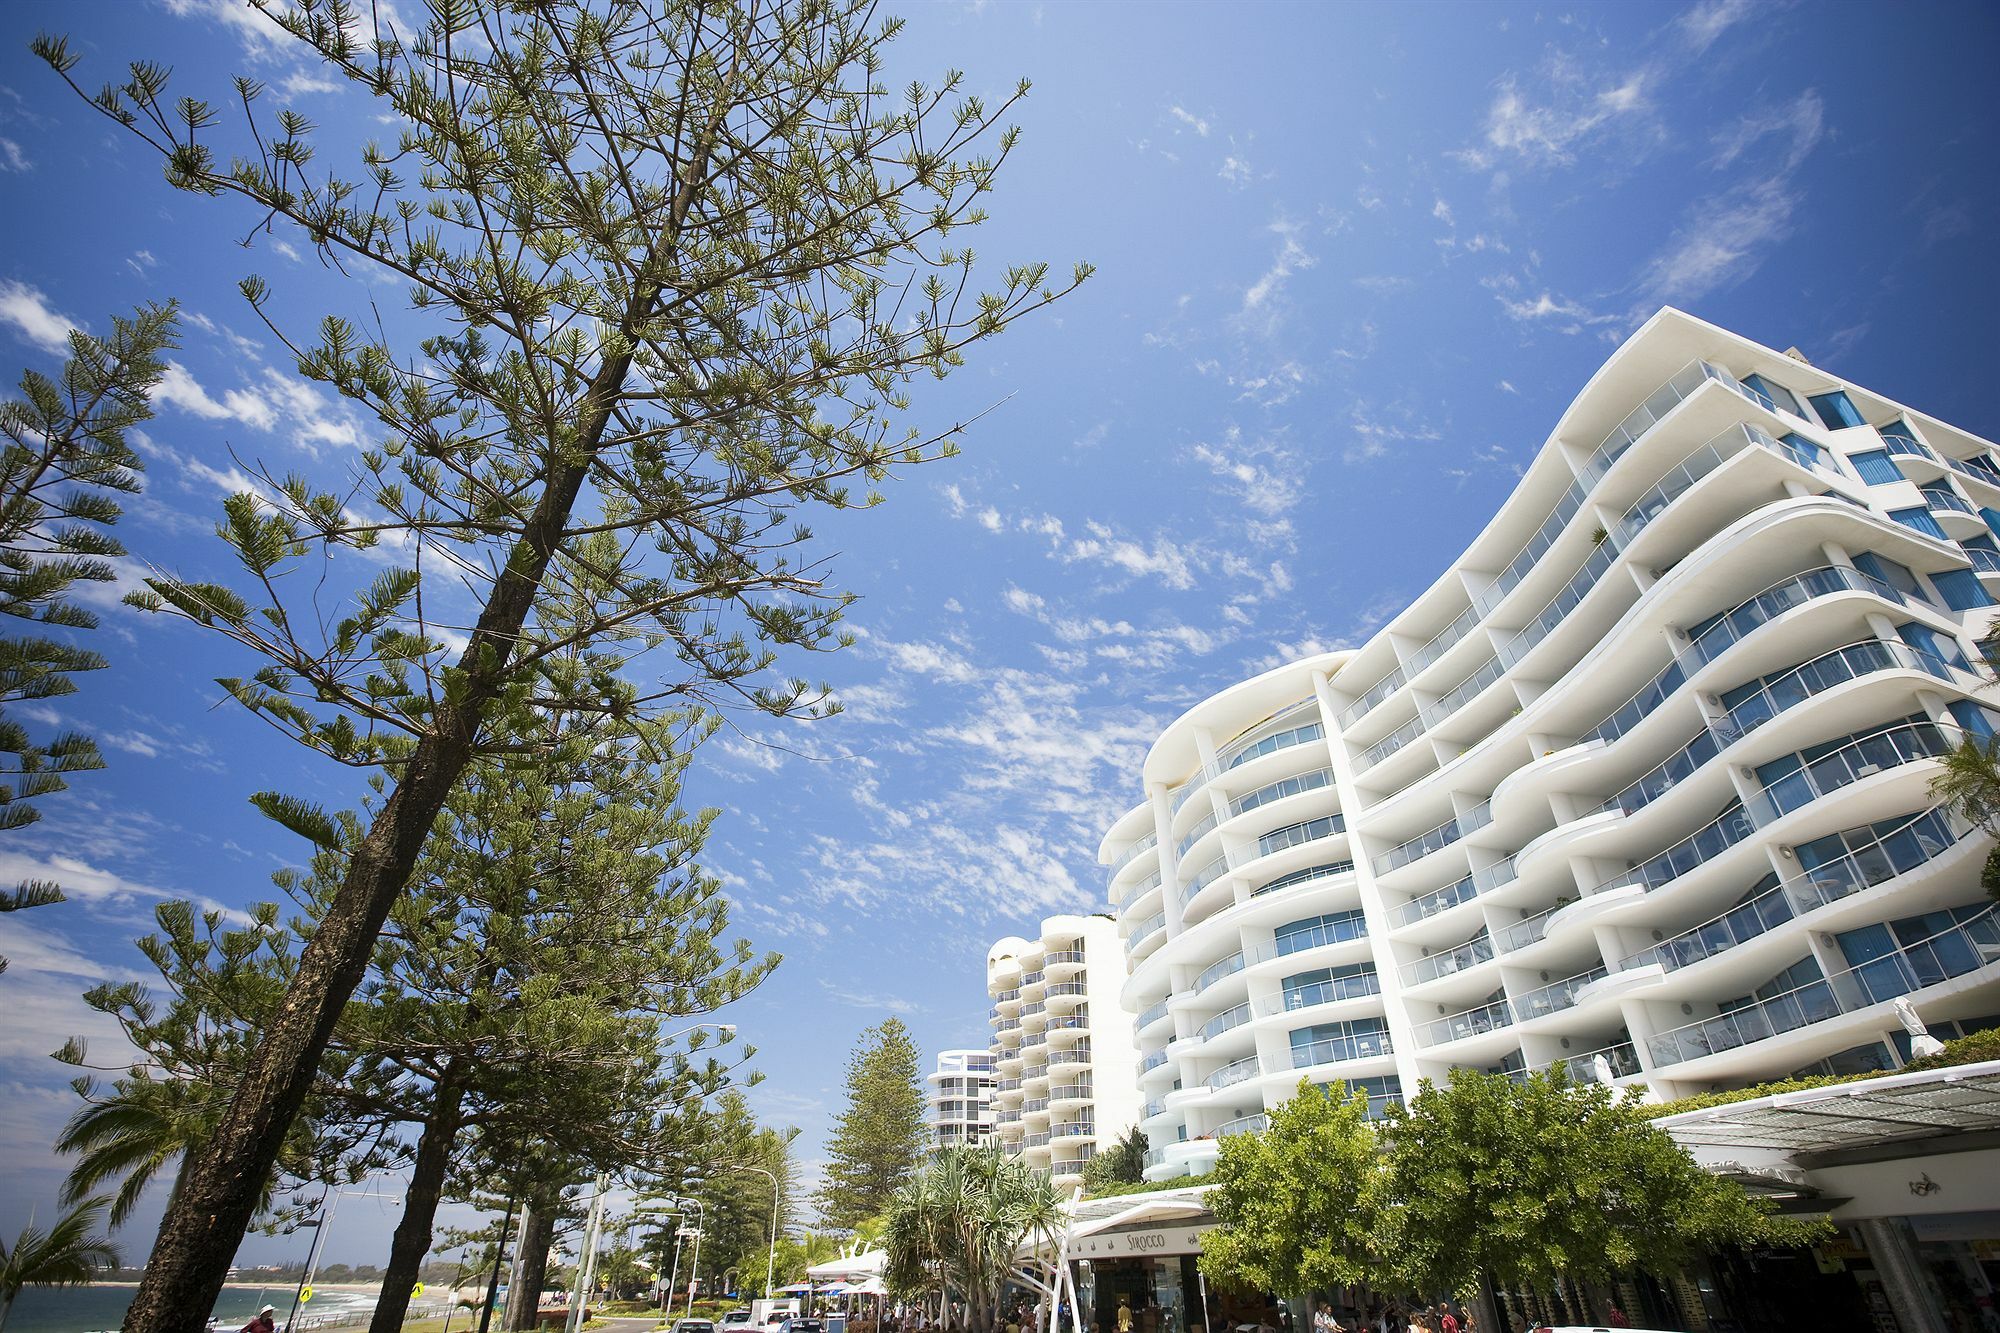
left=1951, top=701, right=1998, bottom=740
left=1879, top=419, right=1920, bottom=444
left=1810, top=390, right=1866, bottom=430
left=1780, top=432, right=1827, bottom=468
left=1849, top=450, right=1901, bottom=485
left=1890, top=507, right=1947, bottom=540
left=1932, top=568, right=1993, bottom=611
left=1742, top=373, right=1804, bottom=417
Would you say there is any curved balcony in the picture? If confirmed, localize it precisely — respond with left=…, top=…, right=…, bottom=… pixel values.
left=1198, top=1001, right=1254, bottom=1042
left=1401, top=931, right=1496, bottom=987
left=1170, top=702, right=1323, bottom=814
left=1110, top=831, right=1159, bottom=875
left=1289, top=1027, right=1395, bottom=1071
left=1416, top=995, right=1513, bottom=1048
left=1206, top=1055, right=1262, bottom=1091
left=1249, top=912, right=1370, bottom=968
left=1646, top=904, right=2000, bottom=1068
left=1051, top=1119, right=1096, bottom=1140
left=1513, top=965, right=1610, bottom=1024
left=1254, top=970, right=1382, bottom=1018
left=1623, top=807, right=1967, bottom=975
left=1249, top=859, right=1355, bottom=901
left=1216, top=1111, right=1269, bottom=1139
left=1231, top=766, right=1336, bottom=819
left=1920, top=484, right=1986, bottom=539
left=1136, top=997, right=1171, bottom=1031
left=1048, top=1043, right=1093, bottom=1073
left=1117, top=868, right=1164, bottom=915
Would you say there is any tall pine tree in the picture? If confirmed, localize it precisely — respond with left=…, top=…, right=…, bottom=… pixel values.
left=32, top=6, right=1084, bottom=1327
left=814, top=1018, right=925, bottom=1230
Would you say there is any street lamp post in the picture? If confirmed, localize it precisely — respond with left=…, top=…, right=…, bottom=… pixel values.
left=720, top=1164, right=781, bottom=1301
left=683, top=1222, right=704, bottom=1318
left=283, top=1189, right=404, bottom=1333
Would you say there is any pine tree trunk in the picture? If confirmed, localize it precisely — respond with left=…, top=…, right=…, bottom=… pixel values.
left=368, top=1064, right=469, bottom=1333
left=117, top=324, right=652, bottom=1333
left=508, top=1203, right=558, bottom=1333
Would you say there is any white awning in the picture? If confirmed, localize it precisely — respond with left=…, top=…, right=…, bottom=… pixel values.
left=1654, top=1058, right=2000, bottom=1154
left=807, top=1249, right=885, bottom=1282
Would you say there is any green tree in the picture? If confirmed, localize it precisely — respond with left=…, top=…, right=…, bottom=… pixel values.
left=881, top=1145, right=1063, bottom=1333
left=32, top=4, right=1083, bottom=1325
left=691, top=1091, right=801, bottom=1298
left=1382, top=1069, right=1823, bottom=1311
left=54, top=902, right=391, bottom=1232
left=1080, top=1126, right=1147, bottom=1195
left=0, top=303, right=175, bottom=971
left=1930, top=735, right=2000, bottom=898
left=1198, top=1080, right=1389, bottom=1299
left=815, top=1018, right=927, bottom=1229
left=0, top=1198, right=119, bottom=1333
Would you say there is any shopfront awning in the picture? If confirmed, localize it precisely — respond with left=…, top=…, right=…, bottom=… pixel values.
left=1653, top=1058, right=2000, bottom=1155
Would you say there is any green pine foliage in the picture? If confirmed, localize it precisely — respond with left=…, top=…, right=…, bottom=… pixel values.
left=31, top=4, right=1084, bottom=1314
left=1199, top=1080, right=1389, bottom=1297
left=814, top=1017, right=928, bottom=1229
left=0, top=302, right=176, bottom=972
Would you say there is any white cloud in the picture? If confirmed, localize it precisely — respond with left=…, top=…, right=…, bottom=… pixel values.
left=818, top=981, right=922, bottom=1015
left=1631, top=179, right=1799, bottom=313
left=1500, top=292, right=1614, bottom=325
left=280, top=70, right=343, bottom=97
left=1188, top=426, right=1303, bottom=524
left=0, top=138, right=28, bottom=172
left=1676, top=0, right=1756, bottom=53
left=1240, top=216, right=1315, bottom=317
left=0, top=279, right=78, bottom=353
left=1218, top=156, right=1250, bottom=187
left=1168, top=106, right=1210, bottom=137
left=152, top=362, right=236, bottom=420
left=1432, top=197, right=1454, bottom=227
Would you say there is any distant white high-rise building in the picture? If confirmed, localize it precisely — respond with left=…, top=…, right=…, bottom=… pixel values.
left=985, top=914, right=1143, bottom=1191
left=1098, top=307, right=2000, bottom=1182
left=925, top=1048, right=997, bottom=1153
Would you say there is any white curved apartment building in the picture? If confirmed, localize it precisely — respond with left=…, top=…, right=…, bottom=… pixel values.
left=1101, top=308, right=2000, bottom=1183
left=986, top=914, right=1144, bottom=1191
left=926, top=1048, right=997, bottom=1153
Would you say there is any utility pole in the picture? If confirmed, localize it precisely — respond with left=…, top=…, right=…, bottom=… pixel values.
left=477, top=1201, right=517, bottom=1333
left=564, top=1176, right=609, bottom=1333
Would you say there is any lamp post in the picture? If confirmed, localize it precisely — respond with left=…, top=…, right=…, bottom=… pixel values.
left=720, top=1164, right=782, bottom=1301
left=283, top=1189, right=404, bottom=1333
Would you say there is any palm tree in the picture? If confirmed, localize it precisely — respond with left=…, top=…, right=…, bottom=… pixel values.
left=1929, top=734, right=2000, bottom=900
left=882, top=1147, right=1063, bottom=1333
left=55, top=1076, right=218, bottom=1228
left=0, top=1197, right=119, bottom=1332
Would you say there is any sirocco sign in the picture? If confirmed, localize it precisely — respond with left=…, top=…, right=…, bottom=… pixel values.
left=1067, top=1225, right=1212, bottom=1259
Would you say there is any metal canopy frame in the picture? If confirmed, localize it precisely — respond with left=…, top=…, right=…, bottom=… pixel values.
left=1653, top=1059, right=2000, bottom=1154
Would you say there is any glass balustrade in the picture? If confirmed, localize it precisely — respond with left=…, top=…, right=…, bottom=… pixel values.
left=1969, top=547, right=2000, bottom=575
left=1500, top=534, right=1623, bottom=671
left=1417, top=996, right=1514, bottom=1046
left=1250, top=861, right=1354, bottom=899
left=1405, top=602, right=1482, bottom=678
left=1180, top=855, right=1229, bottom=905
left=1289, top=1029, right=1394, bottom=1068
left=1111, top=831, right=1158, bottom=873
left=1356, top=713, right=1427, bottom=770
left=1923, top=485, right=1977, bottom=517
left=1258, top=813, right=1346, bottom=858
left=1945, top=454, right=2000, bottom=489
left=1373, top=813, right=1467, bottom=875
left=1403, top=932, right=1496, bottom=985
left=1052, top=1121, right=1096, bottom=1139
left=1760, top=722, right=1950, bottom=819
left=1232, top=767, right=1335, bottom=817
left=1198, top=1002, right=1254, bottom=1041
left=1583, top=359, right=1764, bottom=481
left=1262, top=971, right=1381, bottom=1015
left=1127, top=914, right=1166, bottom=952
left=1686, top=565, right=1912, bottom=671
left=1881, top=434, right=1935, bottom=465
left=1118, top=869, right=1164, bottom=914
left=1339, top=666, right=1407, bottom=728
left=1622, top=801, right=1760, bottom=895
left=1140, top=1049, right=1169, bottom=1073
left=1513, top=965, right=1608, bottom=1021
left=1389, top=873, right=1478, bottom=927
left=1556, top=1041, right=1642, bottom=1084
left=1136, top=998, right=1171, bottom=1029
left=1420, top=654, right=1507, bottom=731
left=1719, top=639, right=1958, bottom=740
left=1195, top=951, right=1246, bottom=992
left=1177, top=808, right=1220, bottom=858
left=1207, top=1056, right=1262, bottom=1090
left=1216, top=1112, right=1269, bottom=1138
left=1590, top=727, right=1723, bottom=819
left=1253, top=913, right=1369, bottom=963
left=1626, top=808, right=1963, bottom=973
left=1648, top=905, right=2000, bottom=1066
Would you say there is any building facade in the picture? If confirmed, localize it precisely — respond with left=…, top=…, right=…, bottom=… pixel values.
left=926, top=1048, right=998, bottom=1152
left=1099, top=307, right=2000, bottom=1183
left=987, top=914, right=1144, bottom=1190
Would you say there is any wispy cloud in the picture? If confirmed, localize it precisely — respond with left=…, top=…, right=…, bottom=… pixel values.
left=0, top=279, right=77, bottom=353
left=1168, top=105, right=1211, bottom=137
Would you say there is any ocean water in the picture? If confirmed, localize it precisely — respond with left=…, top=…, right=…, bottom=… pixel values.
left=2, top=1285, right=385, bottom=1333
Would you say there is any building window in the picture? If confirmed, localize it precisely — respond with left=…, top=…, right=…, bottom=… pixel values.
left=1879, top=419, right=1921, bottom=445
left=1780, top=432, right=1829, bottom=469
left=1950, top=700, right=2000, bottom=740
left=1848, top=450, right=1901, bottom=485
left=1742, top=373, right=1804, bottom=418
left=1810, top=390, right=1866, bottom=430
left=1889, top=507, right=1948, bottom=540
left=1930, top=568, right=1993, bottom=611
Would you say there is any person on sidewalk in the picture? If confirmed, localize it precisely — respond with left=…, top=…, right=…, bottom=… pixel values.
left=243, top=1305, right=277, bottom=1333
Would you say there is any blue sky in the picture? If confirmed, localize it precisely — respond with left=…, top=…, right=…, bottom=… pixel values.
left=2, top=0, right=1999, bottom=1264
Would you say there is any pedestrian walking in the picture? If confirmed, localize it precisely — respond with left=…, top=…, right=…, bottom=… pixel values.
left=244, top=1306, right=277, bottom=1333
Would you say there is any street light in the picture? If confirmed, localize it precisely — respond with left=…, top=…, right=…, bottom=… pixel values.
left=720, top=1164, right=782, bottom=1301
left=283, top=1189, right=404, bottom=1333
